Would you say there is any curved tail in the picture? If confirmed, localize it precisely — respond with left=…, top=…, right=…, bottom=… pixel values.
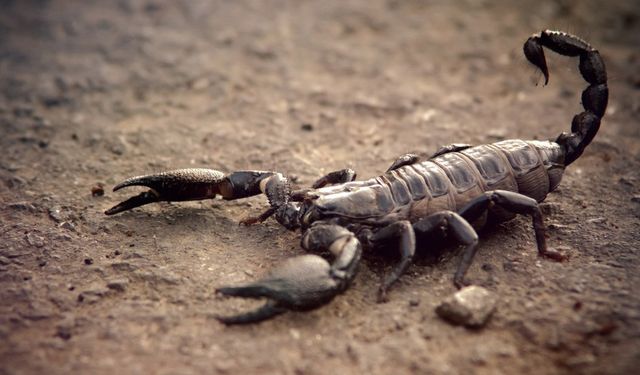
left=524, top=30, right=608, bottom=166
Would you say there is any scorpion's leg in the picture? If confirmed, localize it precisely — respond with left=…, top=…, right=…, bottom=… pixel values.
left=387, top=154, right=420, bottom=172
left=413, top=211, right=479, bottom=289
left=457, top=190, right=566, bottom=282
left=311, top=168, right=357, bottom=188
left=386, top=144, right=473, bottom=172
left=215, top=224, right=361, bottom=325
left=429, top=144, right=472, bottom=159
left=370, top=221, right=416, bottom=302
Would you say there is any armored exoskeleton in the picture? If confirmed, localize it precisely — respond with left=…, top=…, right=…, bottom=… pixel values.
left=105, top=30, right=607, bottom=324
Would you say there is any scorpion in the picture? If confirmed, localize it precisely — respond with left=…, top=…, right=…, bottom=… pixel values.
left=105, top=30, right=607, bottom=325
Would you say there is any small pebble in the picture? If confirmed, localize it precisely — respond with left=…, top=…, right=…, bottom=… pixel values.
left=91, top=184, right=105, bottom=197
left=618, top=177, right=634, bottom=187
left=586, top=217, right=606, bottom=224
left=59, top=221, right=75, bottom=231
left=106, top=278, right=129, bottom=292
left=48, top=205, right=70, bottom=223
left=77, top=287, right=109, bottom=304
left=26, top=233, right=45, bottom=248
left=436, top=286, right=498, bottom=328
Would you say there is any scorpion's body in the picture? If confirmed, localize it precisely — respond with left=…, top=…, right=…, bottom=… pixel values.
left=305, top=139, right=564, bottom=231
left=105, top=30, right=608, bottom=324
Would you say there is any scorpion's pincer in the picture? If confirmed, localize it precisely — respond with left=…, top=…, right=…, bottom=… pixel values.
left=215, top=254, right=342, bottom=325
left=104, top=168, right=226, bottom=215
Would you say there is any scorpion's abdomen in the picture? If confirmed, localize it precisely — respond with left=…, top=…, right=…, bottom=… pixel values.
left=491, top=140, right=550, bottom=202
left=429, top=153, right=487, bottom=209
left=404, top=162, right=456, bottom=220
left=404, top=140, right=552, bottom=222
left=312, top=139, right=554, bottom=225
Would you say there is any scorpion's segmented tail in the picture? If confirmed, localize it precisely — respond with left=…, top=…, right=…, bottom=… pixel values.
left=524, top=30, right=608, bottom=166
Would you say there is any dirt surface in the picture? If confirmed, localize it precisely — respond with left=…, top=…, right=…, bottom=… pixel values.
left=1, top=1, right=639, bottom=374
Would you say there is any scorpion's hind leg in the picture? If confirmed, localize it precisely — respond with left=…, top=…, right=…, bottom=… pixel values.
left=413, top=211, right=479, bottom=289
left=457, top=190, right=566, bottom=282
left=370, top=221, right=416, bottom=303
left=215, top=224, right=362, bottom=325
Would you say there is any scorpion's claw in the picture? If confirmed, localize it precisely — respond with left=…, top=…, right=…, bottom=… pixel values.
left=104, top=190, right=163, bottom=216
left=106, top=168, right=287, bottom=216
left=214, top=301, right=287, bottom=325
left=215, top=255, right=342, bottom=325
left=105, top=168, right=226, bottom=215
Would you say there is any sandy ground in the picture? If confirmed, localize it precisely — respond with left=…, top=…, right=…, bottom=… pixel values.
left=1, top=0, right=639, bottom=374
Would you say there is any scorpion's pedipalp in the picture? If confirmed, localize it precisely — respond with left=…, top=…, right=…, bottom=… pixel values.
left=215, top=254, right=349, bottom=324
left=216, top=254, right=341, bottom=307
left=104, top=191, right=162, bottom=216
left=216, top=225, right=362, bottom=325
left=105, top=168, right=227, bottom=215
left=215, top=301, right=287, bottom=325
left=105, top=168, right=292, bottom=216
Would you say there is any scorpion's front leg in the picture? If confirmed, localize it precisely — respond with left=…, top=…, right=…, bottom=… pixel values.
left=387, top=154, right=420, bottom=172
left=386, top=145, right=473, bottom=172
left=105, top=168, right=289, bottom=217
left=215, top=224, right=362, bottom=325
left=311, top=168, right=357, bottom=188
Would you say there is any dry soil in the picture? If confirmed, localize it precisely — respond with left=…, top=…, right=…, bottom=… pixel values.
left=1, top=1, right=639, bottom=374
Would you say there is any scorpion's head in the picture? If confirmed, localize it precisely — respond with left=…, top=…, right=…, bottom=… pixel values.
left=275, top=191, right=329, bottom=231
left=274, top=202, right=304, bottom=230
